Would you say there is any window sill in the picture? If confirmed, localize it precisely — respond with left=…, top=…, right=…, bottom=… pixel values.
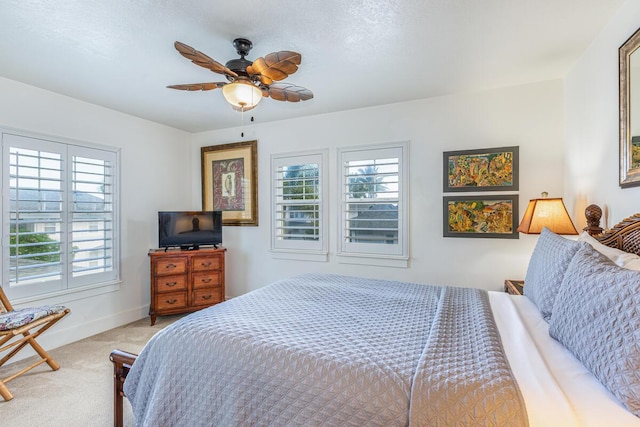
left=11, top=280, right=122, bottom=308
left=336, top=252, right=408, bottom=268
left=270, top=249, right=328, bottom=262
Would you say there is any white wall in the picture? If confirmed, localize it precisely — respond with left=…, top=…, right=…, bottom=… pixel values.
left=0, top=77, right=193, bottom=359
left=0, top=73, right=569, bottom=356
left=564, top=0, right=640, bottom=228
left=192, top=80, right=566, bottom=297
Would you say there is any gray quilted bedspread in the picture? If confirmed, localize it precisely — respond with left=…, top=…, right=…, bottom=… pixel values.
left=124, top=273, right=528, bottom=426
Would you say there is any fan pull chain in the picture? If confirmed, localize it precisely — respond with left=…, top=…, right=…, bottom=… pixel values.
left=241, top=109, right=245, bottom=137
left=240, top=113, right=254, bottom=138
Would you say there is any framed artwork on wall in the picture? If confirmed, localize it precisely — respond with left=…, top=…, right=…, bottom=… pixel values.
left=443, top=146, right=519, bottom=192
left=443, top=195, right=519, bottom=239
left=619, top=25, right=640, bottom=188
left=201, top=140, right=258, bottom=226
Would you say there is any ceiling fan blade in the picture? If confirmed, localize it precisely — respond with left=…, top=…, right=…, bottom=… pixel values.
left=167, top=82, right=227, bottom=91
left=174, top=41, right=238, bottom=77
left=266, top=83, right=313, bottom=102
left=247, top=51, right=301, bottom=83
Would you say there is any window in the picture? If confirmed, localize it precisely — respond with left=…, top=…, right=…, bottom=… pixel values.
left=338, top=142, right=409, bottom=266
left=271, top=150, right=327, bottom=260
left=2, top=130, right=119, bottom=300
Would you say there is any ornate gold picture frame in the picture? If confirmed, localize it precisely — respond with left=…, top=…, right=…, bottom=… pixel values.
left=201, top=140, right=258, bottom=226
left=619, top=26, right=640, bottom=188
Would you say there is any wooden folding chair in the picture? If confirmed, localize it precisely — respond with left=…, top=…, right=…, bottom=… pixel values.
left=0, top=286, right=70, bottom=401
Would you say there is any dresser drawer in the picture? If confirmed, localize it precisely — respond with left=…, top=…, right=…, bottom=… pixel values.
left=192, top=255, right=221, bottom=272
left=192, top=271, right=221, bottom=289
left=192, top=287, right=223, bottom=307
left=155, top=258, right=187, bottom=275
left=154, top=275, right=187, bottom=293
left=155, top=292, right=187, bottom=310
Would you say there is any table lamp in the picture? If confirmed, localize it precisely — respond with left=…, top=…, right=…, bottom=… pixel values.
left=517, top=192, right=578, bottom=235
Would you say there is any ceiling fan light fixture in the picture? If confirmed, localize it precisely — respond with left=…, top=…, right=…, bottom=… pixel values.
left=168, top=39, right=312, bottom=112
left=222, top=79, right=262, bottom=111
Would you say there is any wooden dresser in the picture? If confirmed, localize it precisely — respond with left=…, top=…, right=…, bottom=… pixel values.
left=148, top=248, right=226, bottom=325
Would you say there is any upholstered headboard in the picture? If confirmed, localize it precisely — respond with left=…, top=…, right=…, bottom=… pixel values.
left=584, top=204, right=640, bottom=256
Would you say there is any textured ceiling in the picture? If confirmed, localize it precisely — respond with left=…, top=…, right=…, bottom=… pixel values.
left=0, top=0, right=625, bottom=133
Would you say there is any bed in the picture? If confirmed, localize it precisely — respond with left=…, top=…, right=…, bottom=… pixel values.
left=110, top=205, right=640, bottom=426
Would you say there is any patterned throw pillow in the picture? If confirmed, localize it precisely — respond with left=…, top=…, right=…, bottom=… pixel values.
left=549, top=244, right=640, bottom=417
left=523, top=227, right=585, bottom=321
left=0, top=305, right=67, bottom=331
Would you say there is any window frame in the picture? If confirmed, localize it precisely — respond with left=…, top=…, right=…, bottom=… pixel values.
left=1, top=128, right=121, bottom=302
left=337, top=141, right=409, bottom=267
left=270, top=149, right=328, bottom=261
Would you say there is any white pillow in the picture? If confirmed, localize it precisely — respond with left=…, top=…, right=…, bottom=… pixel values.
left=623, top=257, right=640, bottom=271
left=577, top=231, right=640, bottom=271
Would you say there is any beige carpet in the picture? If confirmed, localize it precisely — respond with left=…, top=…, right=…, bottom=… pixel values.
left=0, top=314, right=184, bottom=427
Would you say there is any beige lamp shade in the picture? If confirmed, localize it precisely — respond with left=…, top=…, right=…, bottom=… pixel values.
left=222, top=79, right=262, bottom=111
left=517, top=197, right=578, bottom=235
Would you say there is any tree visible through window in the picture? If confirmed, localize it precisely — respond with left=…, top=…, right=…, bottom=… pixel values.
left=10, top=224, right=60, bottom=263
left=345, top=160, right=399, bottom=245
left=348, top=165, right=388, bottom=199
left=280, top=164, right=319, bottom=241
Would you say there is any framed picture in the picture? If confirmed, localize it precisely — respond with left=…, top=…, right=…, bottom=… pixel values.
left=619, top=25, right=640, bottom=188
left=443, top=195, right=519, bottom=239
left=443, top=146, right=519, bottom=192
left=201, top=140, right=258, bottom=226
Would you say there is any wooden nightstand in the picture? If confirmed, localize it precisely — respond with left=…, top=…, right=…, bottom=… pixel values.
left=504, top=279, right=524, bottom=296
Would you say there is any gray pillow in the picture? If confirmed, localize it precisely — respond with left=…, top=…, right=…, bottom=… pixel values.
left=523, top=227, right=585, bottom=320
left=549, top=244, right=640, bottom=417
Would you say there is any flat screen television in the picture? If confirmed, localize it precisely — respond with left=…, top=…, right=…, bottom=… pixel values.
left=158, top=211, right=222, bottom=250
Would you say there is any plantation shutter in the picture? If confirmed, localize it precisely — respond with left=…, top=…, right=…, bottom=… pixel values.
left=69, top=147, right=116, bottom=287
left=275, top=164, right=320, bottom=240
left=271, top=151, right=327, bottom=254
left=3, top=131, right=119, bottom=299
left=8, top=141, right=65, bottom=295
left=339, top=144, right=408, bottom=258
left=344, top=157, right=399, bottom=244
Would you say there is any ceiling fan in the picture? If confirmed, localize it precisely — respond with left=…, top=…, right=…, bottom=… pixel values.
left=167, top=38, right=313, bottom=112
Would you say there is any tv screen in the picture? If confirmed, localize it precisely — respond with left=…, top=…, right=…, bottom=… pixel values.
left=158, top=211, right=222, bottom=249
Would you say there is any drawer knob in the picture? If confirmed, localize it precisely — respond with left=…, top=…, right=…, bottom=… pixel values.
left=165, top=281, right=177, bottom=287
left=165, top=263, right=177, bottom=269
left=201, top=262, right=212, bottom=267
left=201, top=294, right=212, bottom=300
left=201, top=278, right=212, bottom=283
left=165, top=299, right=177, bottom=305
